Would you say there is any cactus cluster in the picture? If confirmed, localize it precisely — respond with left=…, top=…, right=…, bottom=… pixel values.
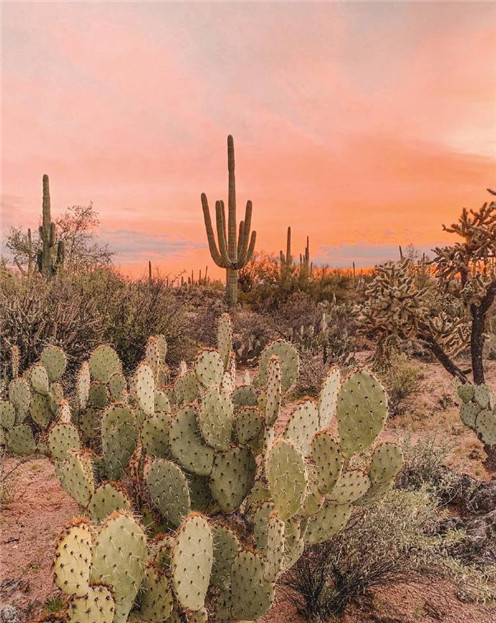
left=3, top=313, right=401, bottom=623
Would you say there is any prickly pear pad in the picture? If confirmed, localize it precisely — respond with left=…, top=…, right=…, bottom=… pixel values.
left=88, top=482, right=131, bottom=522
left=337, top=372, right=387, bottom=457
left=41, top=344, right=67, bottom=382
left=209, top=446, right=256, bottom=513
left=171, top=513, right=213, bottom=611
left=304, top=501, right=352, bottom=545
left=67, top=584, right=115, bottom=623
left=195, top=349, right=224, bottom=388
left=90, top=511, right=147, bottom=623
left=53, top=518, right=93, bottom=597
left=310, top=431, right=343, bottom=494
left=48, top=422, right=81, bottom=461
left=266, top=439, right=307, bottom=520
left=146, top=459, right=191, bottom=527
left=319, top=367, right=341, bottom=427
left=369, top=442, right=403, bottom=485
left=89, top=345, right=122, bottom=384
left=169, top=405, right=214, bottom=476
left=231, top=550, right=275, bottom=620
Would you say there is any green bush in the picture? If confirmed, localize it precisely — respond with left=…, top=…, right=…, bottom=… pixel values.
left=378, top=353, right=422, bottom=416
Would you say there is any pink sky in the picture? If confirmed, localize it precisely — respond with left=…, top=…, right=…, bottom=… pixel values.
left=2, top=1, right=495, bottom=276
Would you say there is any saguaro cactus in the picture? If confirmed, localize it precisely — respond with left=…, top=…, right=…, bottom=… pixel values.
left=280, top=226, right=293, bottom=280
left=201, top=136, right=256, bottom=306
left=37, top=174, right=64, bottom=279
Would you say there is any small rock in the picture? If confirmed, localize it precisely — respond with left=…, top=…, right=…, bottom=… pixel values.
left=1, top=605, right=20, bottom=623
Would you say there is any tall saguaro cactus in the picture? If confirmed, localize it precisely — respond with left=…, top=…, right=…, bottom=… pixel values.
left=201, top=136, right=256, bottom=306
left=37, top=174, right=64, bottom=279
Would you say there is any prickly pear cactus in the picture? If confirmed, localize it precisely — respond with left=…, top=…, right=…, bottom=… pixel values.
left=48, top=315, right=402, bottom=623
left=457, top=383, right=496, bottom=451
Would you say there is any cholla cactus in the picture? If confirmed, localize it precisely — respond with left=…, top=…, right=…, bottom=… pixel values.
left=39, top=314, right=402, bottom=623
left=201, top=136, right=256, bottom=307
left=358, top=258, right=470, bottom=378
left=37, top=175, right=65, bottom=279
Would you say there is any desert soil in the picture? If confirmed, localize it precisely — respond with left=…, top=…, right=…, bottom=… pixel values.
left=1, top=359, right=495, bottom=622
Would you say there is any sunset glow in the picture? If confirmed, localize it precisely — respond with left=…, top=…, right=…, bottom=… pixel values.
left=2, top=1, right=496, bottom=276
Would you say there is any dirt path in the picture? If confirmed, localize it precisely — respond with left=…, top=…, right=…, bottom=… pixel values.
left=0, top=456, right=78, bottom=619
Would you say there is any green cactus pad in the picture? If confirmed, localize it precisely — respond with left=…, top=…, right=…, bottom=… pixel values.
left=195, top=349, right=224, bottom=388
left=142, top=411, right=172, bottom=459
left=88, top=382, right=109, bottom=409
left=171, top=513, right=213, bottom=612
left=91, top=511, right=147, bottom=623
left=304, top=501, right=352, bottom=544
left=263, top=511, right=286, bottom=582
left=232, top=385, right=258, bottom=408
left=108, top=372, right=127, bottom=401
left=48, top=422, right=81, bottom=461
left=319, top=368, right=340, bottom=428
left=299, top=465, right=325, bottom=517
left=310, top=431, right=343, bottom=494
left=186, top=471, right=212, bottom=512
left=0, top=401, right=16, bottom=430
left=8, top=377, right=31, bottom=422
left=30, top=393, right=54, bottom=428
left=460, top=402, right=479, bottom=430
left=475, top=409, right=496, bottom=446
left=54, top=518, right=93, bottom=596
left=284, top=399, right=320, bottom=455
left=457, top=383, right=475, bottom=404
left=154, top=390, right=171, bottom=412
left=146, top=458, right=191, bottom=527
left=217, top=313, right=233, bottom=371
left=155, top=334, right=168, bottom=363
left=77, top=407, right=101, bottom=445
left=230, top=550, right=275, bottom=620
left=234, top=406, right=264, bottom=445
left=474, top=384, right=494, bottom=410
left=76, top=362, right=91, bottom=411
left=170, top=405, right=214, bottom=476
left=245, top=478, right=271, bottom=510
left=282, top=518, right=305, bottom=572
left=102, top=404, right=138, bottom=480
left=210, top=446, right=256, bottom=513
left=56, top=449, right=95, bottom=507
left=88, top=482, right=131, bottom=522
left=369, top=442, right=403, bottom=485
left=198, top=386, right=233, bottom=451
left=337, top=372, right=387, bottom=457
left=59, top=400, right=72, bottom=423
left=7, top=423, right=36, bottom=455
left=174, top=370, right=199, bottom=406
left=266, top=439, right=307, bottom=520
left=328, top=470, right=371, bottom=505
left=257, top=340, right=299, bottom=393
left=139, top=565, right=174, bottom=623
left=89, top=345, right=122, bottom=384
left=211, top=523, right=240, bottom=590
left=29, top=364, right=50, bottom=396
left=252, top=500, right=275, bottom=550
left=134, top=363, right=155, bottom=417
left=221, top=369, right=235, bottom=396
left=145, top=337, right=161, bottom=376
left=49, top=382, right=64, bottom=415
left=41, top=344, right=67, bottom=382
left=67, top=584, right=115, bottom=623
left=264, top=356, right=281, bottom=427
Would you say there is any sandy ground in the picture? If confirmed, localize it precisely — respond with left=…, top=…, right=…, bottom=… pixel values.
left=1, top=359, right=495, bottom=621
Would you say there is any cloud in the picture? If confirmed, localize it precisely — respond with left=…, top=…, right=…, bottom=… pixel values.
left=317, top=243, right=436, bottom=268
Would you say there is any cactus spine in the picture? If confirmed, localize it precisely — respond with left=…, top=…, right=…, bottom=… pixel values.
left=37, top=174, right=64, bottom=279
left=201, top=136, right=256, bottom=306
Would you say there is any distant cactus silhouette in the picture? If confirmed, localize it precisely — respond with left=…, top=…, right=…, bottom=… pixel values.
left=37, top=175, right=64, bottom=279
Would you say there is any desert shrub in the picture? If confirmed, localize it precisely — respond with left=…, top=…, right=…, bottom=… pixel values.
left=281, top=488, right=490, bottom=620
left=378, top=353, right=422, bottom=416
left=0, top=268, right=107, bottom=378
left=397, top=436, right=474, bottom=504
left=101, top=276, right=192, bottom=371
left=291, top=351, right=328, bottom=398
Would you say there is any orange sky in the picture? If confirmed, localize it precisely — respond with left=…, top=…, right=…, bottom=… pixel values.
left=2, top=1, right=495, bottom=277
